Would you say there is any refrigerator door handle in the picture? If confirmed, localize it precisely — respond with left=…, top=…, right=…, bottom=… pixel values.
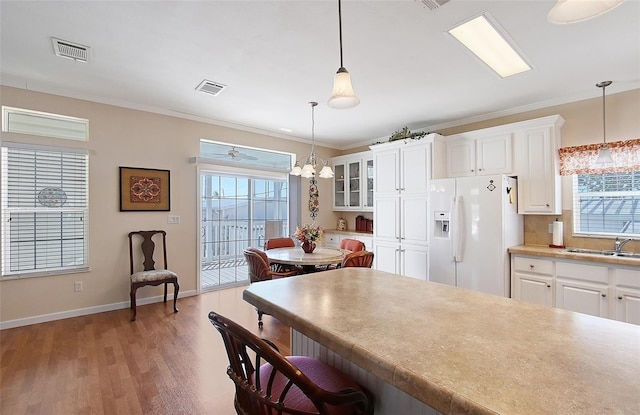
left=450, top=195, right=457, bottom=261
left=454, top=195, right=464, bottom=262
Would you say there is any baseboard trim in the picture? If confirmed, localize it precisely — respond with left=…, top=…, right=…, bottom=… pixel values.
left=0, top=290, right=197, bottom=330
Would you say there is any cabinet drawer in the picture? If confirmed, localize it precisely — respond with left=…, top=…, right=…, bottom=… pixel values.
left=324, top=233, right=342, bottom=247
left=616, top=268, right=640, bottom=289
left=556, top=261, right=608, bottom=284
left=513, top=256, right=554, bottom=275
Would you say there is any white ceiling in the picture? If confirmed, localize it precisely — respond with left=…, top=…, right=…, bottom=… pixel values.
left=1, top=1, right=639, bottom=149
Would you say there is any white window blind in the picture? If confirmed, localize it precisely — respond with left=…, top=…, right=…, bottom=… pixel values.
left=573, top=171, right=640, bottom=237
left=1, top=144, right=89, bottom=277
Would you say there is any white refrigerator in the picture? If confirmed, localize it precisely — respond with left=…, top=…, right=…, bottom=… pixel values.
left=428, top=175, right=523, bottom=297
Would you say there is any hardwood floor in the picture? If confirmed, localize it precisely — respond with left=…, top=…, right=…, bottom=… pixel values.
left=0, top=286, right=290, bottom=415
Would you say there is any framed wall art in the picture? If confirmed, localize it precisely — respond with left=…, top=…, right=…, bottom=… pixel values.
left=119, top=167, right=170, bottom=211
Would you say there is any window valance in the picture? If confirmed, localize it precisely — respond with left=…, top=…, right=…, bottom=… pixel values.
left=558, top=138, right=640, bottom=175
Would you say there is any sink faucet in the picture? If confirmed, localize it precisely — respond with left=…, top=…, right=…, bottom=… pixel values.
left=614, top=237, right=633, bottom=253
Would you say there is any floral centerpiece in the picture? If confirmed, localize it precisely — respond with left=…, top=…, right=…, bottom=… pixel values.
left=294, top=224, right=322, bottom=253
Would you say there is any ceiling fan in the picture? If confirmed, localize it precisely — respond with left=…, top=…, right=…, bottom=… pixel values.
left=212, top=146, right=258, bottom=161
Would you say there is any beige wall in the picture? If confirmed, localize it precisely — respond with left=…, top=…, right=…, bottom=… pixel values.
left=0, top=86, right=338, bottom=324
left=1, top=86, right=639, bottom=325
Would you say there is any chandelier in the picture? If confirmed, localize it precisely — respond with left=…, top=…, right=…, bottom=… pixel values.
left=290, top=102, right=334, bottom=179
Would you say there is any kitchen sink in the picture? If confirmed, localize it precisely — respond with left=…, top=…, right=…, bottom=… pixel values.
left=563, top=248, right=640, bottom=258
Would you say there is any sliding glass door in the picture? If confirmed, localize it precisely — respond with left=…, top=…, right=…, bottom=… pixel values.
left=200, top=171, right=289, bottom=291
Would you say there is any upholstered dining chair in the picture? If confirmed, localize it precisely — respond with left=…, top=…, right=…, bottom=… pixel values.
left=208, top=311, right=374, bottom=415
left=320, top=238, right=367, bottom=271
left=243, top=247, right=301, bottom=328
left=128, top=230, right=179, bottom=322
left=340, top=238, right=366, bottom=253
left=341, top=250, right=375, bottom=269
left=264, top=237, right=299, bottom=273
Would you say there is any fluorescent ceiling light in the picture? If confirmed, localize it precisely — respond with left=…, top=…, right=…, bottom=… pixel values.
left=448, top=14, right=532, bottom=78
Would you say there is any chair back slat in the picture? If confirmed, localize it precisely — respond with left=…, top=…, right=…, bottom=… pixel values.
left=265, top=237, right=296, bottom=250
left=244, top=247, right=272, bottom=283
left=128, top=230, right=168, bottom=273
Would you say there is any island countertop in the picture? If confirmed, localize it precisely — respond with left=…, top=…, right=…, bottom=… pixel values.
left=243, top=268, right=640, bottom=415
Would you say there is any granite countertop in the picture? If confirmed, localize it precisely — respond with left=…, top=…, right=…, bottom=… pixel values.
left=509, top=244, right=640, bottom=266
left=243, top=268, right=640, bottom=415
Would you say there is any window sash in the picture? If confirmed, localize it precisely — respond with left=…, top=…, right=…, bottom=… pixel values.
left=572, top=172, right=640, bottom=237
left=2, top=145, right=89, bottom=277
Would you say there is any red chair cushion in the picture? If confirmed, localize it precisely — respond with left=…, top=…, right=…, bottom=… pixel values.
left=259, top=356, right=364, bottom=415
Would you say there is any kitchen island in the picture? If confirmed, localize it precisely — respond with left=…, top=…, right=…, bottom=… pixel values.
left=243, top=268, right=640, bottom=415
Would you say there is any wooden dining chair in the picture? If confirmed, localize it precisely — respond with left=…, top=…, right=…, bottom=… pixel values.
left=208, top=311, right=374, bottom=415
left=244, top=247, right=301, bottom=328
left=341, top=250, right=375, bottom=268
left=128, top=230, right=179, bottom=321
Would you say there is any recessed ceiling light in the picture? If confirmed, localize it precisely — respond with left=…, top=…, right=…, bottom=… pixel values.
left=448, top=14, right=532, bottom=78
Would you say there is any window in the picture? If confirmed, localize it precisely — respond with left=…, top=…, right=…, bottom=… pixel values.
left=1, top=143, right=89, bottom=278
left=573, top=171, right=640, bottom=237
left=2, top=106, right=89, bottom=141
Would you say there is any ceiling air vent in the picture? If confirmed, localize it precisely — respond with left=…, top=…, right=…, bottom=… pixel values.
left=418, top=0, right=450, bottom=11
left=51, top=38, right=90, bottom=62
left=196, top=79, right=227, bottom=96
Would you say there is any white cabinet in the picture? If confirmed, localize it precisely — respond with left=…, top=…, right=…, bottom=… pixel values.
left=446, top=134, right=512, bottom=178
left=555, top=261, right=609, bottom=319
left=332, top=151, right=372, bottom=211
left=370, top=136, right=442, bottom=279
left=372, top=138, right=435, bottom=197
left=323, top=231, right=373, bottom=252
left=511, top=253, right=640, bottom=325
left=614, top=268, right=640, bottom=325
left=512, top=256, right=554, bottom=307
left=514, top=116, right=564, bottom=214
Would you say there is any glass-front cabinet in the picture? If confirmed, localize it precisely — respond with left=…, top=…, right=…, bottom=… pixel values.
left=332, top=151, right=373, bottom=212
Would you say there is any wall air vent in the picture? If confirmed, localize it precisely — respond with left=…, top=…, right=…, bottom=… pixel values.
left=51, top=38, right=90, bottom=62
left=196, top=79, right=227, bottom=96
left=418, top=0, right=450, bottom=11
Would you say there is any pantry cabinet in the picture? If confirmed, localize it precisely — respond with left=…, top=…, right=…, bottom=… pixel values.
left=370, top=135, right=443, bottom=279
left=445, top=134, right=512, bottom=177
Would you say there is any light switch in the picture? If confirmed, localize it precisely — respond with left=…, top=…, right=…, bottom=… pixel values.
left=168, top=215, right=180, bottom=224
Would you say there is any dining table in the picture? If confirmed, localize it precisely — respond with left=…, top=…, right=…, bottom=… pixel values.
left=265, top=246, right=347, bottom=273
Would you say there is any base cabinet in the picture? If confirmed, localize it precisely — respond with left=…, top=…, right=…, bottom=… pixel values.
left=372, top=241, right=428, bottom=280
left=512, top=254, right=640, bottom=325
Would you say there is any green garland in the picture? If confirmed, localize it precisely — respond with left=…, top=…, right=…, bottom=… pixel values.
left=389, top=126, right=427, bottom=142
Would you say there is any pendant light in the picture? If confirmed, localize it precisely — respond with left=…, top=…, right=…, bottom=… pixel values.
left=290, top=102, right=334, bottom=179
left=327, top=0, right=359, bottom=109
left=548, top=0, right=623, bottom=24
left=595, top=80, right=614, bottom=164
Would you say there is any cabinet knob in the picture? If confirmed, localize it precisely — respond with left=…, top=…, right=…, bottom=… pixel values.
left=546, top=203, right=550, bottom=207
left=601, top=293, right=606, bottom=298
left=547, top=284, right=551, bottom=288
left=618, top=296, right=623, bottom=300
left=529, top=264, right=534, bottom=269
left=470, top=169, right=474, bottom=172
left=478, top=168, right=483, bottom=171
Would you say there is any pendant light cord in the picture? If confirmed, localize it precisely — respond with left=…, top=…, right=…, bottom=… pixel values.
left=602, top=83, right=606, bottom=145
left=338, top=0, right=344, bottom=68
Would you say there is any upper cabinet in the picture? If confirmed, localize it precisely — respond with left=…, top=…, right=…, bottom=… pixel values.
left=514, top=116, right=565, bottom=215
left=442, top=115, right=564, bottom=215
left=446, top=133, right=513, bottom=177
left=332, top=151, right=373, bottom=211
left=372, top=135, right=443, bottom=197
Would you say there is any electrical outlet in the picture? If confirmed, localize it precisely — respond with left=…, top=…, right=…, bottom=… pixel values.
left=74, top=281, right=83, bottom=292
left=168, top=215, right=180, bottom=224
